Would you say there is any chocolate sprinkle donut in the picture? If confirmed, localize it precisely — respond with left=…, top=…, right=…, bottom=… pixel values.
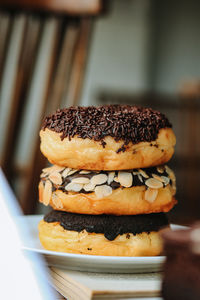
left=42, top=105, right=172, bottom=146
left=44, top=210, right=168, bottom=241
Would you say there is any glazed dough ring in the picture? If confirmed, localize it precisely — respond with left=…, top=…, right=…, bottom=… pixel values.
left=38, top=220, right=164, bottom=256
left=38, top=211, right=168, bottom=256
left=39, top=184, right=176, bottom=215
left=39, top=164, right=176, bottom=215
left=40, top=105, right=176, bottom=170
left=40, top=128, right=175, bottom=170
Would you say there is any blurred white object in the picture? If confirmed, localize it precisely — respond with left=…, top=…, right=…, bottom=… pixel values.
left=0, top=169, right=55, bottom=300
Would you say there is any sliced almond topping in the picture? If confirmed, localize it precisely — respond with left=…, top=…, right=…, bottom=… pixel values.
left=68, top=169, right=78, bottom=176
left=49, top=171, right=62, bottom=185
left=79, top=170, right=91, bottom=175
left=118, top=172, right=132, bottom=187
left=64, top=183, right=81, bottom=192
left=38, top=181, right=44, bottom=202
left=165, top=166, right=176, bottom=184
left=62, top=168, right=72, bottom=178
left=152, top=174, right=163, bottom=182
left=40, top=173, right=46, bottom=178
left=160, top=176, right=170, bottom=186
left=42, top=166, right=54, bottom=175
left=107, top=172, right=115, bottom=185
left=43, top=180, right=52, bottom=206
left=51, top=165, right=65, bottom=173
left=65, top=182, right=83, bottom=192
left=145, top=178, right=163, bottom=189
left=165, top=165, right=173, bottom=176
left=83, top=182, right=96, bottom=192
left=42, top=165, right=64, bottom=176
left=172, top=185, right=176, bottom=195
left=94, top=185, right=112, bottom=199
left=138, top=169, right=149, bottom=178
left=167, top=168, right=176, bottom=182
left=91, top=174, right=108, bottom=185
left=171, top=173, right=176, bottom=194
left=52, top=194, right=63, bottom=209
left=138, top=174, right=143, bottom=183
left=114, top=176, right=120, bottom=183
left=71, top=177, right=90, bottom=184
left=171, top=173, right=176, bottom=184
left=145, top=188, right=158, bottom=203
left=132, top=171, right=139, bottom=175
left=157, top=166, right=164, bottom=173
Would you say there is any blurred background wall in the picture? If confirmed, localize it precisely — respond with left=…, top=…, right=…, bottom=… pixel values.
left=81, top=0, right=200, bottom=104
left=81, top=0, right=152, bottom=106
left=0, top=0, right=199, bottom=224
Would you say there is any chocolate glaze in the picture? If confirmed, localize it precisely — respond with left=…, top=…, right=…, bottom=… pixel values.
left=44, top=211, right=168, bottom=241
left=42, top=105, right=172, bottom=146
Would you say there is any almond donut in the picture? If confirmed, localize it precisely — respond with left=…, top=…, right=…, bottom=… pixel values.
left=38, top=211, right=169, bottom=256
left=40, top=105, right=176, bottom=170
left=39, top=164, right=177, bottom=215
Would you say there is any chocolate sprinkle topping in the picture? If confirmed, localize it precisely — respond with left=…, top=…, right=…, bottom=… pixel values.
left=44, top=210, right=168, bottom=241
left=42, top=105, right=172, bottom=146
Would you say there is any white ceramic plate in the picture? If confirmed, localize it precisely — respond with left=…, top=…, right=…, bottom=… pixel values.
left=21, top=215, right=186, bottom=274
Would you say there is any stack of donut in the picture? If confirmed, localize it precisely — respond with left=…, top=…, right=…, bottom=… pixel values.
left=38, top=105, right=177, bottom=256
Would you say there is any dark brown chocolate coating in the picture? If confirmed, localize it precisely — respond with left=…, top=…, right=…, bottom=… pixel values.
left=44, top=211, right=168, bottom=241
left=42, top=105, right=172, bottom=146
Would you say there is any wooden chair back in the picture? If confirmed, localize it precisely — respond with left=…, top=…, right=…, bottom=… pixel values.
left=0, top=0, right=103, bottom=213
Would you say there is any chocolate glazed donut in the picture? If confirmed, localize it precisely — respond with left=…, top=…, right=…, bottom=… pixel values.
left=38, top=211, right=169, bottom=256
left=40, top=105, right=176, bottom=170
